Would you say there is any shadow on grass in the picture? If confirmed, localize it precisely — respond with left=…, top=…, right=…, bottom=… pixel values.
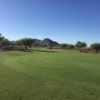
left=0, top=48, right=32, bottom=52
left=0, top=48, right=58, bottom=53
left=32, top=49, right=58, bottom=53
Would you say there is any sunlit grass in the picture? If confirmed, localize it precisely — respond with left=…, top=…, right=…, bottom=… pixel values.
left=0, top=49, right=100, bottom=100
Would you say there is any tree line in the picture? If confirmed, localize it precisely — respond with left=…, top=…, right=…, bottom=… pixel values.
left=0, top=33, right=100, bottom=54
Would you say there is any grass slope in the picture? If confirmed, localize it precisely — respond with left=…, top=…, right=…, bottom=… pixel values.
left=0, top=49, right=100, bottom=100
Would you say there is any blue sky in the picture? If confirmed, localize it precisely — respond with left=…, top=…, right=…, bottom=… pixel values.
left=0, top=0, right=100, bottom=45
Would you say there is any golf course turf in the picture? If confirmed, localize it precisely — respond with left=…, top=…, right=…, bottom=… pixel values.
left=0, top=48, right=100, bottom=100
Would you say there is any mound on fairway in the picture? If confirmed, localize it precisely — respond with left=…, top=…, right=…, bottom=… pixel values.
left=0, top=49, right=100, bottom=100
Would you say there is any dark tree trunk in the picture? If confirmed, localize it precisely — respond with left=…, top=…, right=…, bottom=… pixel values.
left=96, top=50, right=98, bottom=54
left=25, top=46, right=28, bottom=50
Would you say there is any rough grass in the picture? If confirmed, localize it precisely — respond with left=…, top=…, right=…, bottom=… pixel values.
left=0, top=49, right=100, bottom=100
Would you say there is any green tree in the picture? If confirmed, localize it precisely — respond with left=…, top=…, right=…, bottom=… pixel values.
left=91, top=43, right=100, bottom=54
left=75, top=41, right=87, bottom=51
left=20, top=38, right=34, bottom=49
left=68, top=44, right=75, bottom=49
left=16, top=40, right=23, bottom=48
left=0, top=33, right=10, bottom=48
left=59, top=44, right=68, bottom=49
left=1, top=39, right=10, bottom=46
left=0, top=33, right=4, bottom=41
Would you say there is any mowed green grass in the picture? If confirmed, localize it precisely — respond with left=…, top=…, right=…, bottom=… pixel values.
left=0, top=49, right=100, bottom=100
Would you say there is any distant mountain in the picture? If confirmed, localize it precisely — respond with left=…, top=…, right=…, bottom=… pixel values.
left=41, top=38, right=59, bottom=47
